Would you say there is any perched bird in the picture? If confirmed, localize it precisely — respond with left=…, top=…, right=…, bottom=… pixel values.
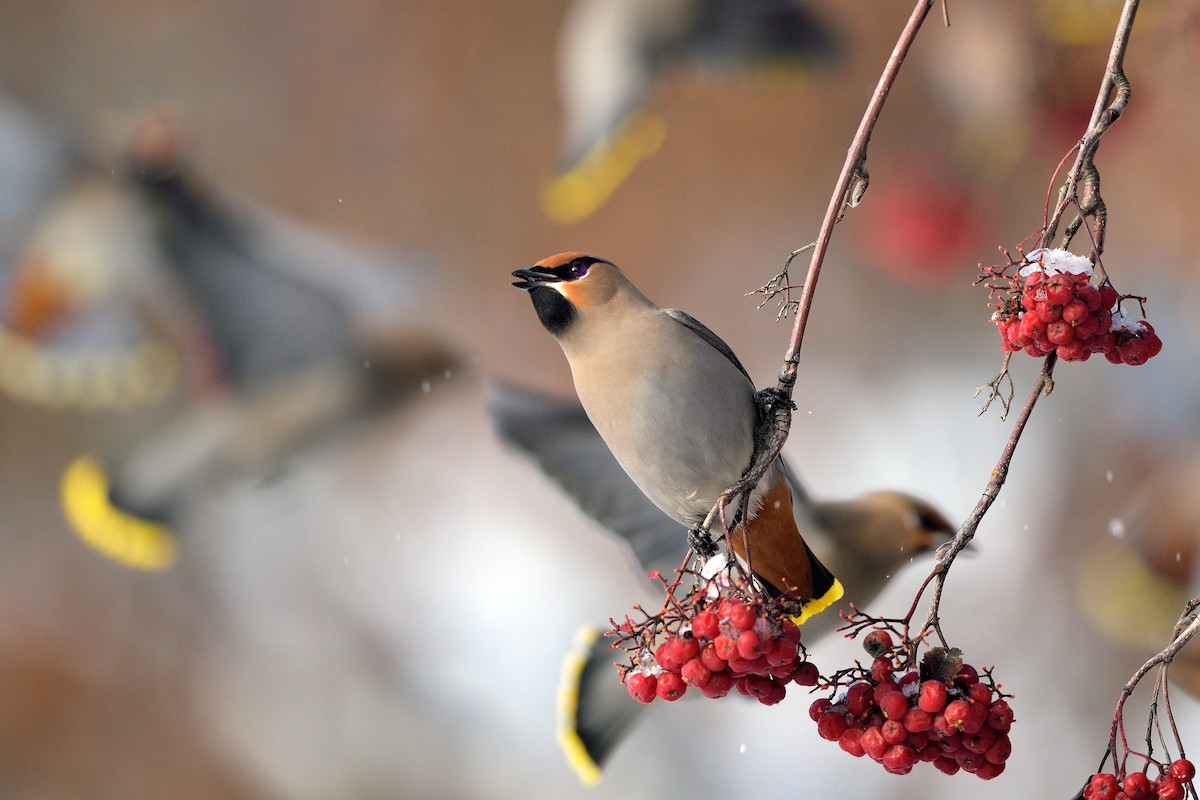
left=37, top=116, right=454, bottom=569
left=490, top=381, right=955, bottom=783
left=542, top=0, right=837, bottom=223
left=512, top=252, right=843, bottom=615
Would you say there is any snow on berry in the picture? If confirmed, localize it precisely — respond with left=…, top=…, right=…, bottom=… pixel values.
left=812, top=640, right=1013, bottom=780
left=981, top=248, right=1161, bottom=365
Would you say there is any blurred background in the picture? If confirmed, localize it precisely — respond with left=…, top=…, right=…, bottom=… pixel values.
left=0, top=1, right=1198, bottom=798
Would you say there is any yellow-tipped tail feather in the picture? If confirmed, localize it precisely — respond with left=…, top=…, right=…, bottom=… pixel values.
left=791, top=577, right=844, bottom=626
left=60, top=456, right=177, bottom=570
left=557, top=624, right=604, bottom=787
left=540, top=111, right=667, bottom=225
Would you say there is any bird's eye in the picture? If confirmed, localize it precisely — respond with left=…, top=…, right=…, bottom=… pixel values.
left=568, top=260, right=590, bottom=279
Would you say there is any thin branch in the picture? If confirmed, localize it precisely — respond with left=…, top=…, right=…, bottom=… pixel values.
left=914, top=354, right=1057, bottom=634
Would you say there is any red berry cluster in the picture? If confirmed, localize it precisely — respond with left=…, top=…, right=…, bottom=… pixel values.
left=624, top=594, right=818, bottom=705
left=1083, top=758, right=1195, bottom=800
left=810, top=637, right=1013, bottom=779
left=987, top=248, right=1161, bottom=365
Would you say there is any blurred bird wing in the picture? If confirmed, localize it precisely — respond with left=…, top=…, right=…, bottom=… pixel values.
left=661, top=307, right=754, bottom=386
left=489, top=381, right=684, bottom=575
left=557, top=625, right=646, bottom=786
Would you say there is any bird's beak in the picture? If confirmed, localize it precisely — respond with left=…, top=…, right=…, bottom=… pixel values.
left=511, top=267, right=560, bottom=291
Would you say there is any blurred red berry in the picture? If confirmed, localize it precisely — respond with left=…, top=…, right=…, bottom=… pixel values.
left=1170, top=758, right=1195, bottom=782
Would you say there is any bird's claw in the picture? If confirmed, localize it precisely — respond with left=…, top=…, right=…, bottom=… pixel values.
left=688, top=525, right=718, bottom=559
left=755, top=386, right=796, bottom=415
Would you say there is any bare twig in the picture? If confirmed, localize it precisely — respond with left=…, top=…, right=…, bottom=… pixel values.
left=914, top=354, right=1057, bottom=635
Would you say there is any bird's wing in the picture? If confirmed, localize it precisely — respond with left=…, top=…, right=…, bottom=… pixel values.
left=661, top=307, right=754, bottom=386
left=557, top=626, right=646, bottom=786
left=489, top=381, right=684, bottom=575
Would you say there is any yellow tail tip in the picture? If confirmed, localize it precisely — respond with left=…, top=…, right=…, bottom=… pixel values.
left=791, top=577, right=844, bottom=626
left=540, top=111, right=667, bottom=224
left=556, top=624, right=604, bottom=787
left=60, top=456, right=178, bottom=571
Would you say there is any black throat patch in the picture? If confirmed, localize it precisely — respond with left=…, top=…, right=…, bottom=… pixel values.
left=529, top=285, right=576, bottom=336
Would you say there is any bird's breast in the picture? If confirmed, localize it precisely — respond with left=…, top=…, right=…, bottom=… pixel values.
left=566, top=316, right=757, bottom=526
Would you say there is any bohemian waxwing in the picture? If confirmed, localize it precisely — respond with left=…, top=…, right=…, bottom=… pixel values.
left=543, top=0, right=838, bottom=223
left=490, top=381, right=955, bottom=784
left=512, top=252, right=844, bottom=615
left=46, top=115, right=454, bottom=570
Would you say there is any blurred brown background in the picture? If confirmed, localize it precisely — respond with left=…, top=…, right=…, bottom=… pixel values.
left=0, top=1, right=1197, bottom=798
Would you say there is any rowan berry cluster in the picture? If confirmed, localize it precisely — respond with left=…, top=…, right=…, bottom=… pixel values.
left=613, top=557, right=819, bottom=706
left=810, top=634, right=1013, bottom=779
left=1083, top=758, right=1195, bottom=800
left=987, top=248, right=1161, bottom=365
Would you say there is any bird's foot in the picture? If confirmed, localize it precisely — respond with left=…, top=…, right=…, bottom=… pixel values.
left=755, top=386, right=796, bottom=417
left=687, top=525, right=718, bottom=559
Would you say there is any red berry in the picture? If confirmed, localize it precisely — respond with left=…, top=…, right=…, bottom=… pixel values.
left=881, top=718, right=908, bottom=745
left=962, top=725, right=997, bottom=755
left=956, top=664, right=980, bottom=685
left=681, top=658, right=712, bottom=687
left=1099, top=283, right=1118, bottom=308
left=873, top=679, right=900, bottom=706
left=1090, top=773, right=1120, bottom=800
left=726, top=601, right=757, bottom=630
left=929, top=713, right=954, bottom=740
left=860, top=725, right=888, bottom=761
left=1047, top=280, right=1074, bottom=305
left=700, top=642, right=727, bottom=672
left=846, top=682, right=874, bottom=718
left=1047, top=320, right=1075, bottom=345
left=626, top=672, right=657, bottom=703
left=962, top=700, right=988, bottom=734
left=1157, top=777, right=1184, bottom=800
left=1105, top=347, right=1125, bottom=364
left=918, top=742, right=942, bottom=763
left=1123, top=772, right=1152, bottom=800
left=919, top=680, right=948, bottom=713
left=669, top=636, right=699, bottom=665
left=1170, top=758, right=1196, bottom=782
left=903, top=706, right=934, bottom=734
left=1075, top=313, right=1102, bottom=339
left=967, top=682, right=993, bottom=705
left=839, top=727, right=866, bottom=758
left=1063, top=299, right=1089, bottom=325
left=809, top=697, right=832, bottom=722
left=879, top=689, right=909, bottom=721
left=882, top=744, right=919, bottom=774
left=692, top=610, right=720, bottom=641
left=656, top=671, right=687, bottom=701
left=984, top=733, right=1011, bottom=764
left=817, top=711, right=849, bottom=741
left=655, top=640, right=681, bottom=671
left=1079, top=284, right=1102, bottom=311
left=987, top=699, right=1014, bottom=732
left=897, top=671, right=920, bottom=690
left=713, top=634, right=738, bottom=661
left=1144, top=331, right=1163, bottom=357
left=747, top=675, right=786, bottom=706
left=792, top=661, right=819, bottom=687
left=736, top=629, right=763, bottom=659
left=974, top=759, right=1005, bottom=780
left=944, top=699, right=971, bottom=730
left=933, top=755, right=961, bottom=775
left=1119, top=337, right=1151, bottom=365
left=700, top=669, right=734, bottom=698
left=1057, top=339, right=1090, bottom=362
